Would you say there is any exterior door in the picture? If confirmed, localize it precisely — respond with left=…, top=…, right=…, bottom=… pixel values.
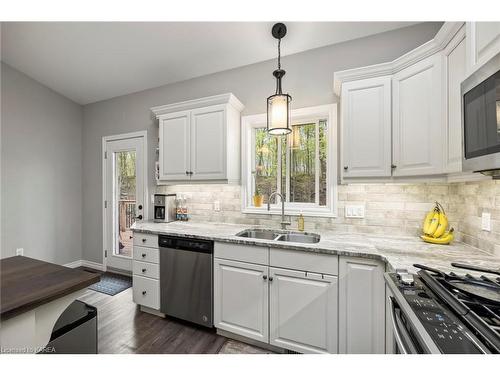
left=341, top=76, right=392, bottom=177
left=158, top=111, right=191, bottom=180
left=104, top=134, right=146, bottom=271
left=190, top=105, right=226, bottom=180
left=214, top=258, right=269, bottom=343
left=269, top=267, right=338, bottom=353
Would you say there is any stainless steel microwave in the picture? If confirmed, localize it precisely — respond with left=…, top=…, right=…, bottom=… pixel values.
left=462, top=50, right=500, bottom=177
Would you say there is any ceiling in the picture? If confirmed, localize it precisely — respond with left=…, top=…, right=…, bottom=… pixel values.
left=1, top=22, right=420, bottom=105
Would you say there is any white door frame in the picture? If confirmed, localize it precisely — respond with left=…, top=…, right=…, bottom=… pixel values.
left=102, top=130, right=148, bottom=271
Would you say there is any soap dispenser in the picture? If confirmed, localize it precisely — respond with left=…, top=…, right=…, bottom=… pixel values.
left=297, top=213, right=305, bottom=232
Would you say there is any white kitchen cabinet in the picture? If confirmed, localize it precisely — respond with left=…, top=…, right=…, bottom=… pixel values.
left=392, top=53, right=445, bottom=176
left=190, top=105, right=226, bottom=180
left=158, top=110, right=191, bottom=181
left=341, top=76, right=392, bottom=178
left=214, top=258, right=269, bottom=343
left=467, top=22, right=500, bottom=71
left=269, top=267, right=338, bottom=354
left=338, top=256, right=385, bottom=354
left=152, top=93, right=243, bottom=184
left=444, top=28, right=467, bottom=173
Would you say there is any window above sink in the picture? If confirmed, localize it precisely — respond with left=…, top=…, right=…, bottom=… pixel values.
left=241, top=104, right=338, bottom=218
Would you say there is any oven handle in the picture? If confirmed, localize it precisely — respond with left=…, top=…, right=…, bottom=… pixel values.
left=388, top=296, right=410, bottom=354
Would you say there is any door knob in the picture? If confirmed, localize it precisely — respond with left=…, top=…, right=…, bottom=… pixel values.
left=138, top=204, right=143, bottom=210
left=136, top=215, right=143, bottom=220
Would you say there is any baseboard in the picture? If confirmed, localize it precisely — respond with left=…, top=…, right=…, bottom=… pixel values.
left=64, top=259, right=104, bottom=271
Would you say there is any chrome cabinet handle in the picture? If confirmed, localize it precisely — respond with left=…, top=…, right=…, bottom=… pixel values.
left=388, top=296, right=408, bottom=354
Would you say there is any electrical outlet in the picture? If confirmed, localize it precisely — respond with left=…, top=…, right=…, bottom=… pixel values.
left=213, top=201, right=221, bottom=212
left=345, top=205, right=365, bottom=218
left=482, top=212, right=491, bottom=232
left=16, top=248, right=24, bottom=256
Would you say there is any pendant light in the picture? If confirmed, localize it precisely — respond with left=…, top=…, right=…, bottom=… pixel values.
left=267, top=23, right=292, bottom=136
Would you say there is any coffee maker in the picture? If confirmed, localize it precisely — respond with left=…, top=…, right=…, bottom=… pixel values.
left=153, top=194, right=177, bottom=223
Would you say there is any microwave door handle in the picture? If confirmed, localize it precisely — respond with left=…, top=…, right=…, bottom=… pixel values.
left=389, top=296, right=412, bottom=354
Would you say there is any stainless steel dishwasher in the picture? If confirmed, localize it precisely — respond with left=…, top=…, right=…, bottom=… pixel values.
left=159, top=235, right=213, bottom=327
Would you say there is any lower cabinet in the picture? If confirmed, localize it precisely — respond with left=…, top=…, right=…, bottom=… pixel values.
left=269, top=267, right=338, bottom=354
left=338, top=256, right=385, bottom=354
left=214, top=258, right=269, bottom=343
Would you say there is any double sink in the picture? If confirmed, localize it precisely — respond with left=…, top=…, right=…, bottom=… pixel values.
left=236, top=229, right=320, bottom=244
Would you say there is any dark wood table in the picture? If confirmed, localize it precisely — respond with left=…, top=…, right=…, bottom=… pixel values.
left=1, top=256, right=100, bottom=321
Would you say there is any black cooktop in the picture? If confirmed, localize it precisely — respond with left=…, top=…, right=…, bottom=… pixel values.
left=389, top=263, right=500, bottom=354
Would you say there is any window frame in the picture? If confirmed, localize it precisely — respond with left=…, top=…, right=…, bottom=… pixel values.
left=241, top=104, right=338, bottom=217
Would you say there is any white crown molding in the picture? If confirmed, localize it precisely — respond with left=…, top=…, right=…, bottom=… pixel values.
left=151, top=93, right=244, bottom=117
left=333, top=22, right=465, bottom=95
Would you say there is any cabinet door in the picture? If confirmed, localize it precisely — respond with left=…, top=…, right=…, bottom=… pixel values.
left=445, top=33, right=467, bottom=173
left=214, top=258, right=268, bottom=343
left=341, top=76, right=392, bottom=177
left=392, top=53, right=445, bottom=176
left=158, top=111, right=191, bottom=180
left=469, top=22, right=500, bottom=69
left=269, top=267, right=338, bottom=353
left=338, top=256, right=385, bottom=354
left=190, top=105, right=226, bottom=180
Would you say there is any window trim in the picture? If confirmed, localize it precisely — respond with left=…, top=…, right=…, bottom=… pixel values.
left=241, top=104, right=338, bottom=217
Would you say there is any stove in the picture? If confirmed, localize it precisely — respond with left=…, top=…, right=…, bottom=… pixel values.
left=385, top=263, right=500, bottom=354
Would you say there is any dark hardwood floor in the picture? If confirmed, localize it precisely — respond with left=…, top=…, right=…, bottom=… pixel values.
left=79, top=287, right=227, bottom=354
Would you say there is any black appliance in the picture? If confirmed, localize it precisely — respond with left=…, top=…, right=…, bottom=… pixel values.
left=385, top=263, right=500, bottom=354
left=159, top=235, right=213, bottom=327
left=44, top=300, right=97, bottom=354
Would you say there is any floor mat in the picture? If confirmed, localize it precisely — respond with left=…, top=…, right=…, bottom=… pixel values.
left=88, top=272, right=132, bottom=296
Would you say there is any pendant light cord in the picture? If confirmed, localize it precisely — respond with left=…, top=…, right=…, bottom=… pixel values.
left=277, top=38, right=281, bottom=70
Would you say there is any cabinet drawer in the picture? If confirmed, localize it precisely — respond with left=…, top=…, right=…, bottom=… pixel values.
left=133, top=246, right=159, bottom=264
left=133, top=275, right=160, bottom=310
left=133, top=260, right=160, bottom=279
left=214, top=242, right=268, bottom=265
left=270, top=248, right=338, bottom=275
left=133, top=232, right=158, bottom=248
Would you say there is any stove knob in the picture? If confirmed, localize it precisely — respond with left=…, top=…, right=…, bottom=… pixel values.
left=400, top=273, right=415, bottom=286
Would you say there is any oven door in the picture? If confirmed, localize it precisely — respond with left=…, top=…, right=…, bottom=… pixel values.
left=388, top=297, right=428, bottom=354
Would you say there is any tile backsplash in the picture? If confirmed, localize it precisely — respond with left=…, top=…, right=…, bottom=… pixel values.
left=157, top=180, right=500, bottom=256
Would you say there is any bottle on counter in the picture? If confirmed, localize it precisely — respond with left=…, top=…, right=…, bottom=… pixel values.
left=297, top=213, right=305, bottom=232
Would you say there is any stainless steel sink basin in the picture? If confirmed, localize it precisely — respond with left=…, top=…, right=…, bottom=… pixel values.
left=236, top=229, right=320, bottom=244
left=236, top=229, right=281, bottom=240
left=276, top=233, right=321, bottom=244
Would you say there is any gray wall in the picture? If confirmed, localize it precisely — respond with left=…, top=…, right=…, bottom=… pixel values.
left=81, top=22, right=442, bottom=263
left=1, top=62, right=83, bottom=264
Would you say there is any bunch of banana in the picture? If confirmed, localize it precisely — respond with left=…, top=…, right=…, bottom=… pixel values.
left=421, top=202, right=454, bottom=245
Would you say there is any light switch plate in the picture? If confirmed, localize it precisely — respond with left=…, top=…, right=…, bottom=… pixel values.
left=482, top=212, right=491, bottom=232
left=345, top=205, right=365, bottom=218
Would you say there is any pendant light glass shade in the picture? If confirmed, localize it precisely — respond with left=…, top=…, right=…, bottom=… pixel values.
left=267, top=92, right=292, bottom=135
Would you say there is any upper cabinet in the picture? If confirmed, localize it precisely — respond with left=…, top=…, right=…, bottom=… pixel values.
left=467, top=22, right=500, bottom=72
left=152, top=93, right=244, bottom=184
left=341, top=76, right=392, bottom=177
left=392, top=53, right=444, bottom=176
left=334, top=22, right=472, bottom=181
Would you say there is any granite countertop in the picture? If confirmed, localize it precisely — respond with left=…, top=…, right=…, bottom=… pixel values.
left=131, top=221, right=500, bottom=275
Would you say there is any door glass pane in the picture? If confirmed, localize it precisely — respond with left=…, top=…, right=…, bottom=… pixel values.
left=114, top=150, right=136, bottom=257
left=289, top=123, right=316, bottom=203
left=319, top=120, right=328, bottom=206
